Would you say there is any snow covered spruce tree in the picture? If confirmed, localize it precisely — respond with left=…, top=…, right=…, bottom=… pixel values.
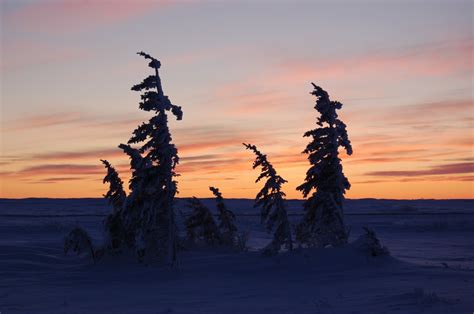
left=119, top=51, right=183, bottom=264
left=184, top=197, right=221, bottom=246
left=101, top=159, right=127, bottom=250
left=117, top=143, right=151, bottom=249
left=243, top=143, right=292, bottom=255
left=209, top=186, right=237, bottom=246
left=296, top=83, right=352, bottom=248
left=64, top=227, right=97, bottom=263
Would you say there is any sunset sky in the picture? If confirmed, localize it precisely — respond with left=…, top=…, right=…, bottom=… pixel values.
left=1, top=0, right=473, bottom=199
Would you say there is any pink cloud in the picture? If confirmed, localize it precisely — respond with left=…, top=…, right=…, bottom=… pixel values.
left=4, top=0, right=171, bottom=33
left=3, top=112, right=86, bottom=131
left=2, top=111, right=148, bottom=135
left=211, top=80, right=295, bottom=116
left=276, top=39, right=473, bottom=84
left=378, top=99, right=473, bottom=127
left=1, top=40, right=90, bottom=71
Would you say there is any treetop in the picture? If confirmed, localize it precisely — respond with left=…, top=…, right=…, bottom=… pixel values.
left=137, top=51, right=161, bottom=69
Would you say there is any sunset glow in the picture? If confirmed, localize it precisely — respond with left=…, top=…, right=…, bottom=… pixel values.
left=1, top=0, right=472, bottom=199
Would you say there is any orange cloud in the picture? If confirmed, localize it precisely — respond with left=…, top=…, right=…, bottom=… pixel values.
left=354, top=174, right=474, bottom=185
left=178, top=157, right=247, bottom=174
left=179, top=139, right=241, bottom=154
left=365, top=162, right=474, bottom=178
left=7, top=164, right=104, bottom=176
left=31, top=177, right=87, bottom=184
left=32, top=148, right=124, bottom=161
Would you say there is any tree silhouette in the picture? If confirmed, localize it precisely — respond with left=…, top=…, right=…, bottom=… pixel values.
left=185, top=197, right=221, bottom=246
left=244, top=143, right=292, bottom=254
left=118, top=143, right=151, bottom=249
left=101, top=52, right=183, bottom=264
left=210, top=186, right=237, bottom=246
left=101, top=159, right=127, bottom=250
left=296, top=83, right=352, bottom=248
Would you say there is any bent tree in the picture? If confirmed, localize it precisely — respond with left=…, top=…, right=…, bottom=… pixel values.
left=296, top=83, right=352, bottom=248
left=244, top=143, right=292, bottom=255
left=101, top=159, right=127, bottom=250
left=209, top=186, right=237, bottom=246
left=126, top=52, right=183, bottom=264
left=185, top=197, right=221, bottom=246
left=102, top=52, right=183, bottom=265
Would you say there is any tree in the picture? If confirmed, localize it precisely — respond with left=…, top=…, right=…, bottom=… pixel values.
left=296, top=83, right=352, bottom=248
left=120, top=51, right=183, bottom=264
left=209, top=186, right=237, bottom=246
left=64, top=227, right=97, bottom=263
left=118, top=144, right=151, bottom=250
left=243, top=143, right=292, bottom=255
left=351, top=227, right=390, bottom=257
left=184, top=197, right=221, bottom=246
left=101, top=159, right=127, bottom=250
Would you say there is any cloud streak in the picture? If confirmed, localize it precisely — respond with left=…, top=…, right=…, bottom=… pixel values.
left=3, top=1, right=167, bottom=34
left=32, top=148, right=124, bottom=161
left=30, top=177, right=87, bottom=184
left=4, top=112, right=86, bottom=131
left=1, top=41, right=91, bottom=71
left=13, top=164, right=104, bottom=176
left=276, top=38, right=472, bottom=84
left=365, top=162, right=474, bottom=177
left=214, top=82, right=293, bottom=115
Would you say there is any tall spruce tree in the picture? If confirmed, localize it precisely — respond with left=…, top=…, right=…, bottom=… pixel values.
left=101, top=159, right=127, bottom=250
left=296, top=83, right=352, bottom=248
left=209, top=186, right=237, bottom=246
left=244, top=143, right=292, bottom=255
left=120, top=51, right=183, bottom=264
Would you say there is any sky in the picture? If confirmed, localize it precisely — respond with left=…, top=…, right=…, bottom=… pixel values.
left=0, top=0, right=473, bottom=199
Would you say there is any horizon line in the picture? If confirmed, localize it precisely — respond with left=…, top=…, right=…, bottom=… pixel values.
left=1, top=197, right=473, bottom=201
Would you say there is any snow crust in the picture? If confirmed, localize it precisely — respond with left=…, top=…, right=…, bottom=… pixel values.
left=0, top=198, right=473, bottom=313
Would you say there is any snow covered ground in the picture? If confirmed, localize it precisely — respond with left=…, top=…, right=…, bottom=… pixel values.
left=1, top=198, right=473, bottom=313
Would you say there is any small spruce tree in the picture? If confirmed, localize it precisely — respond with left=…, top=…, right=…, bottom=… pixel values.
left=118, top=144, right=151, bottom=249
left=209, top=186, right=237, bottom=246
left=296, top=83, right=352, bottom=248
left=184, top=197, right=221, bottom=246
left=352, top=227, right=390, bottom=257
left=101, top=159, right=127, bottom=250
left=64, top=227, right=97, bottom=263
left=243, top=143, right=292, bottom=255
